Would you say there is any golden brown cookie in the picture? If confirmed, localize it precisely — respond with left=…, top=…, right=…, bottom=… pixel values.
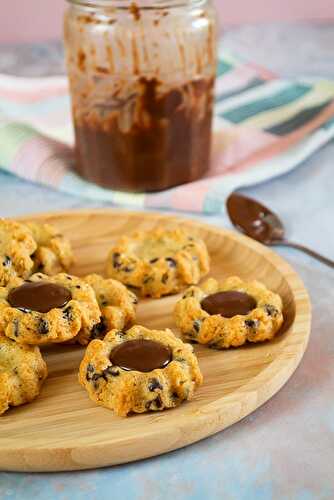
left=106, top=228, right=210, bottom=298
left=0, top=334, right=47, bottom=415
left=77, top=274, right=138, bottom=345
left=79, top=325, right=203, bottom=417
left=175, top=276, right=284, bottom=349
left=0, top=219, right=37, bottom=287
left=26, top=222, right=74, bottom=275
left=0, top=273, right=101, bottom=345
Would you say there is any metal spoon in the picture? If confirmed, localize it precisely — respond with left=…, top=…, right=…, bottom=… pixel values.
left=226, top=192, right=334, bottom=269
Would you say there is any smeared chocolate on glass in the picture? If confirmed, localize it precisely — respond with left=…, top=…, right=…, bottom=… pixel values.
left=64, top=1, right=217, bottom=192
left=110, top=339, right=172, bottom=373
left=8, top=282, right=71, bottom=314
left=201, top=291, right=257, bottom=318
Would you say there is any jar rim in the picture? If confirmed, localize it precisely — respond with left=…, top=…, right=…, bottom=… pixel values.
left=66, top=0, right=207, bottom=8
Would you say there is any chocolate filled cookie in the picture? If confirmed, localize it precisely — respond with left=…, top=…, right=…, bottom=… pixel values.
left=175, top=276, right=284, bottom=349
left=0, top=219, right=37, bottom=287
left=78, top=274, right=138, bottom=345
left=106, top=228, right=210, bottom=298
left=79, top=325, right=203, bottom=417
left=0, top=273, right=101, bottom=345
left=0, top=334, right=47, bottom=415
left=26, top=222, right=74, bottom=275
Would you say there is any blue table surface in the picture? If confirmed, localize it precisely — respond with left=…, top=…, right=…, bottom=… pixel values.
left=1, top=22, right=334, bottom=500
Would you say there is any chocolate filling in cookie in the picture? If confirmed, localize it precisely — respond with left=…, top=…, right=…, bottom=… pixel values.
left=201, top=291, right=257, bottom=318
left=110, top=339, right=172, bottom=373
left=8, top=281, right=71, bottom=314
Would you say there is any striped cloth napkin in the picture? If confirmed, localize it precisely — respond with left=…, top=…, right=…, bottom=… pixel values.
left=1, top=46, right=334, bottom=214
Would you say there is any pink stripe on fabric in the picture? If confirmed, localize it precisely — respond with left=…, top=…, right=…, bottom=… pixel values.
left=208, top=127, right=276, bottom=177
left=10, top=135, right=72, bottom=187
left=0, top=80, right=68, bottom=103
left=215, top=64, right=271, bottom=96
left=171, top=179, right=213, bottom=212
left=247, top=63, right=277, bottom=80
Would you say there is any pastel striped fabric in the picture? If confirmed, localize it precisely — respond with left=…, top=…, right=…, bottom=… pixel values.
left=1, top=46, right=334, bottom=214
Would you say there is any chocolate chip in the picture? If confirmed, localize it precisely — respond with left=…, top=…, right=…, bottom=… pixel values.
left=155, top=396, right=162, bottom=408
left=161, top=272, right=169, bottom=284
left=76, top=285, right=81, bottom=289
left=193, top=320, right=201, bottom=333
left=90, top=319, right=107, bottom=340
left=123, top=266, right=134, bottom=273
left=13, top=319, right=19, bottom=337
left=101, top=301, right=108, bottom=307
left=264, top=305, right=279, bottom=317
left=38, top=319, right=49, bottom=335
left=104, top=366, right=120, bottom=378
left=66, top=276, right=72, bottom=280
left=149, top=258, right=159, bottom=264
left=165, top=258, right=177, bottom=268
left=148, top=378, right=163, bottom=392
left=3, top=256, right=11, bottom=267
left=146, top=396, right=162, bottom=410
left=63, top=306, right=73, bottom=322
left=86, top=363, right=95, bottom=381
left=171, top=392, right=179, bottom=400
left=245, top=319, right=259, bottom=329
left=112, top=252, right=121, bottom=269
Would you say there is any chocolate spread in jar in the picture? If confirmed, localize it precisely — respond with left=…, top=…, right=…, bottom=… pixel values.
left=74, top=77, right=214, bottom=192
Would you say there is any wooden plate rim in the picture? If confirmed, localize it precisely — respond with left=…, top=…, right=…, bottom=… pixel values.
left=1, top=209, right=311, bottom=469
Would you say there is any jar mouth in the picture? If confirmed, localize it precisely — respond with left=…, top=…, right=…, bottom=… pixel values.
left=66, top=0, right=207, bottom=8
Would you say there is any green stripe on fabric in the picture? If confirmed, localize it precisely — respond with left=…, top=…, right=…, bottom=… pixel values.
left=216, top=78, right=264, bottom=103
left=0, top=123, right=37, bottom=166
left=265, top=100, right=332, bottom=136
left=322, top=116, right=334, bottom=130
left=217, top=59, right=233, bottom=77
left=221, top=84, right=312, bottom=124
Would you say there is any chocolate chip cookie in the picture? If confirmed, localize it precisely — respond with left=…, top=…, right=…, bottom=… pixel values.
left=77, top=274, right=138, bottom=345
left=0, top=219, right=37, bottom=287
left=106, top=228, right=210, bottom=298
left=0, top=334, right=47, bottom=415
left=175, top=276, right=284, bottom=349
left=79, top=325, right=203, bottom=416
left=0, top=273, right=101, bottom=345
left=26, top=222, right=74, bottom=275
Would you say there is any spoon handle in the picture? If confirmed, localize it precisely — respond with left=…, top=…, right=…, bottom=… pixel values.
left=269, top=240, right=334, bottom=269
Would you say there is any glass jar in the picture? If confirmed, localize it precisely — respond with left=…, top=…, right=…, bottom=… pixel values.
left=64, top=0, right=217, bottom=192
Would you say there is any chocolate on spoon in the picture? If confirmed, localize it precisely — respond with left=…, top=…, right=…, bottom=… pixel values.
left=227, top=193, right=334, bottom=269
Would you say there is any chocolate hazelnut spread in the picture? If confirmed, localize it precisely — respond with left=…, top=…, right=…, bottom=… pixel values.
left=201, top=291, right=257, bottom=318
left=74, top=77, right=214, bottom=192
left=64, top=0, right=217, bottom=192
left=109, top=339, right=172, bottom=372
left=226, top=193, right=284, bottom=244
left=8, top=282, right=72, bottom=314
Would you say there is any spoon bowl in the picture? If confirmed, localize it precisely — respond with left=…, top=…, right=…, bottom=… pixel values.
left=226, top=193, right=334, bottom=268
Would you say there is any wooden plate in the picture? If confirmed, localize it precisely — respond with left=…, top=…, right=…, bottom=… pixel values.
left=0, top=210, right=311, bottom=472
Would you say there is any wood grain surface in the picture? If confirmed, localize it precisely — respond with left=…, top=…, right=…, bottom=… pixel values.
left=0, top=210, right=311, bottom=472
